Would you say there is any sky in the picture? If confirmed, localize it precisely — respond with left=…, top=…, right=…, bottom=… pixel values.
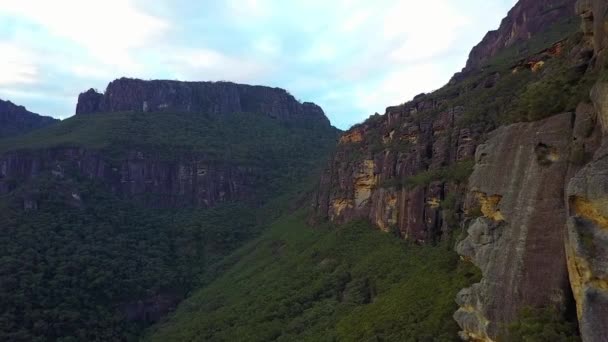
left=0, top=0, right=518, bottom=129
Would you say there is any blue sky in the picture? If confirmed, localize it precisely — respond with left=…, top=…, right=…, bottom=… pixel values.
left=0, top=0, right=517, bottom=129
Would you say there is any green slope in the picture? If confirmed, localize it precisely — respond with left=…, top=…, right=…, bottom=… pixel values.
left=146, top=212, right=480, bottom=342
left=0, top=111, right=339, bottom=202
left=0, top=111, right=338, bottom=341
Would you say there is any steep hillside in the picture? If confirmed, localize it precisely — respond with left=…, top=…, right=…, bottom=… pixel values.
left=3, top=0, right=608, bottom=341
left=0, top=110, right=337, bottom=208
left=0, top=81, right=338, bottom=341
left=310, top=0, right=608, bottom=340
left=0, top=99, right=57, bottom=139
left=146, top=213, right=481, bottom=341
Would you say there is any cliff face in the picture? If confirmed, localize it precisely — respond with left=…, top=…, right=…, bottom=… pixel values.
left=0, top=148, right=258, bottom=209
left=313, top=0, right=608, bottom=339
left=454, top=111, right=601, bottom=340
left=76, top=78, right=329, bottom=125
left=464, top=0, right=576, bottom=72
left=313, top=0, right=581, bottom=242
left=0, top=99, right=57, bottom=139
left=563, top=3, right=608, bottom=341
left=313, top=100, right=478, bottom=243
left=577, top=0, right=608, bottom=67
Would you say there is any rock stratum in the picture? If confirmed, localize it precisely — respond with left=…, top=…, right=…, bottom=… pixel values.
left=76, top=78, right=329, bottom=125
left=0, top=148, right=259, bottom=208
left=314, top=0, right=608, bottom=340
left=0, top=99, right=57, bottom=138
left=464, top=0, right=576, bottom=72
left=0, top=80, right=337, bottom=210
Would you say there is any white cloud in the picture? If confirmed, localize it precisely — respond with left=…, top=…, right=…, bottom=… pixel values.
left=0, top=43, right=39, bottom=86
left=165, top=48, right=270, bottom=83
left=228, top=0, right=271, bottom=20
left=0, top=0, right=169, bottom=68
left=0, top=0, right=519, bottom=128
left=252, top=36, right=281, bottom=56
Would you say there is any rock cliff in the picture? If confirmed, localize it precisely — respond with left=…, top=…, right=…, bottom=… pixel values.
left=454, top=111, right=601, bottom=340
left=577, top=0, right=608, bottom=67
left=2, top=81, right=337, bottom=210
left=0, top=148, right=258, bottom=208
left=464, top=0, right=576, bottom=72
left=0, top=99, right=57, bottom=138
left=313, top=100, right=477, bottom=243
left=76, top=78, right=329, bottom=125
left=313, top=0, right=608, bottom=339
left=562, top=3, right=608, bottom=341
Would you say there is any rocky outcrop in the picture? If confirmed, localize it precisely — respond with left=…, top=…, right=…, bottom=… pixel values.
left=75, top=88, right=104, bottom=115
left=464, top=0, right=576, bottom=72
left=561, top=4, right=608, bottom=341
left=0, top=148, right=259, bottom=209
left=566, top=82, right=608, bottom=342
left=0, top=99, right=57, bottom=138
left=454, top=113, right=578, bottom=341
left=577, top=0, right=608, bottom=67
left=75, top=78, right=329, bottom=125
left=313, top=99, right=478, bottom=243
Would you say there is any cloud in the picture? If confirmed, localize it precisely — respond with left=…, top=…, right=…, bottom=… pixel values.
left=0, top=0, right=169, bottom=68
left=0, top=43, right=39, bottom=86
left=164, top=48, right=271, bottom=83
left=0, top=0, right=519, bottom=128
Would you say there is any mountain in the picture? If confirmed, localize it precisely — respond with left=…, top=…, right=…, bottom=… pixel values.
left=75, top=77, right=329, bottom=125
left=147, top=0, right=604, bottom=341
left=310, top=0, right=608, bottom=340
left=3, top=0, right=608, bottom=341
left=0, top=80, right=338, bottom=340
left=0, top=99, right=57, bottom=139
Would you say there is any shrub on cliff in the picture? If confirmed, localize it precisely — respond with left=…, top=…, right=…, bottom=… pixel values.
left=506, top=307, right=580, bottom=342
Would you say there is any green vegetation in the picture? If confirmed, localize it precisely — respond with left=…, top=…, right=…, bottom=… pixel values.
left=506, top=307, right=580, bottom=342
left=0, top=111, right=337, bottom=160
left=380, top=160, right=474, bottom=190
left=146, top=213, right=481, bottom=341
left=0, top=176, right=258, bottom=341
left=0, top=111, right=339, bottom=341
left=408, top=16, right=591, bottom=132
left=0, top=110, right=338, bottom=204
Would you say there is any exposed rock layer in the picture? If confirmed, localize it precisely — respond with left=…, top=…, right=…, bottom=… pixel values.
left=464, top=0, right=576, bottom=72
left=313, top=102, right=477, bottom=243
left=76, top=78, right=329, bottom=125
left=0, top=148, right=259, bottom=209
left=566, top=84, right=608, bottom=342
left=455, top=113, right=578, bottom=340
left=577, top=0, right=608, bottom=67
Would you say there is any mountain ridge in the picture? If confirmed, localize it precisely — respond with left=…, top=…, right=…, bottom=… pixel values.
left=75, top=77, right=330, bottom=126
left=0, top=99, right=57, bottom=139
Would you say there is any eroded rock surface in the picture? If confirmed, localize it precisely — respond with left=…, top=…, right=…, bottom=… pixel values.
left=313, top=102, right=477, bottom=243
left=75, top=78, right=329, bottom=125
left=566, top=82, right=608, bottom=342
left=0, top=148, right=259, bottom=208
left=577, top=0, right=608, bottom=66
left=464, top=0, right=576, bottom=72
left=455, top=113, right=575, bottom=340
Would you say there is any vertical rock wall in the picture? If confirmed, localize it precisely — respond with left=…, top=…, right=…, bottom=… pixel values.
left=455, top=113, right=578, bottom=340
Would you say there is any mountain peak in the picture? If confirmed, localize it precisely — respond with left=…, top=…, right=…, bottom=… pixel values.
left=463, top=0, right=577, bottom=72
left=75, top=78, right=330, bottom=126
